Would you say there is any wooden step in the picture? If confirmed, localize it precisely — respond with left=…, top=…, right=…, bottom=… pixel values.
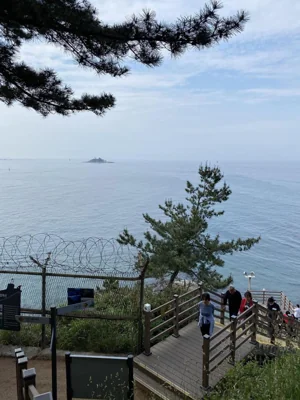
left=135, top=368, right=183, bottom=400
left=134, top=359, right=196, bottom=400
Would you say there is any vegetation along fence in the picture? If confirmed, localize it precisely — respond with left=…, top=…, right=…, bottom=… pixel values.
left=0, top=235, right=148, bottom=353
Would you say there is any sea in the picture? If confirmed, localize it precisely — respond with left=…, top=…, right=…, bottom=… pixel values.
left=0, top=159, right=299, bottom=302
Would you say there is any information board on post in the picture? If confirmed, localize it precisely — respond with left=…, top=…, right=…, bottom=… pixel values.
left=0, top=283, right=21, bottom=331
left=67, top=288, right=94, bottom=305
left=65, top=353, right=134, bottom=400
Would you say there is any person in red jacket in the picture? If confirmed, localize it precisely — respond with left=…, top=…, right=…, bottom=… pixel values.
left=240, top=291, right=253, bottom=315
left=239, top=291, right=253, bottom=331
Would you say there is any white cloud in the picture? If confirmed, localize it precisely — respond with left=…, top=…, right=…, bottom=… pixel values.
left=2, top=0, right=300, bottom=161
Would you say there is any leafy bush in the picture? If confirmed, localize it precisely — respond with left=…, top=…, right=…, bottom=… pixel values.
left=207, top=352, right=300, bottom=400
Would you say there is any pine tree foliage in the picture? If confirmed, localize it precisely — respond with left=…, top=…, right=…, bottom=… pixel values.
left=0, top=0, right=249, bottom=116
left=118, top=165, right=260, bottom=289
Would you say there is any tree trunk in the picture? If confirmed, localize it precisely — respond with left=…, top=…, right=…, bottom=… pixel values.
left=169, top=269, right=179, bottom=286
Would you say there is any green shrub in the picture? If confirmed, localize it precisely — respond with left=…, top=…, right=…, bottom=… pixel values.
left=207, top=352, right=300, bottom=400
left=0, top=324, right=51, bottom=347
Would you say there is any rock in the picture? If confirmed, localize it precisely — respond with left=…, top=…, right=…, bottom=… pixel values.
left=86, top=157, right=113, bottom=164
left=0, top=345, right=40, bottom=359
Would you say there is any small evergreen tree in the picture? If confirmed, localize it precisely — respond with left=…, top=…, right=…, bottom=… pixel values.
left=0, top=0, right=249, bottom=116
left=118, top=165, right=260, bottom=289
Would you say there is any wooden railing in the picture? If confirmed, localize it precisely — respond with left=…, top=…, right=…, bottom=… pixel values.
left=143, top=286, right=297, bottom=388
left=250, top=290, right=295, bottom=313
left=143, top=285, right=227, bottom=355
left=202, top=302, right=258, bottom=388
left=15, top=348, right=53, bottom=400
left=256, top=303, right=300, bottom=345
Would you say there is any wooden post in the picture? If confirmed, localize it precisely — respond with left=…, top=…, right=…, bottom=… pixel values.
left=251, top=301, right=258, bottom=344
left=15, top=347, right=23, bottom=399
left=65, top=352, right=73, bottom=400
left=220, top=292, right=225, bottom=325
left=23, top=368, right=36, bottom=400
left=127, top=354, right=134, bottom=400
left=229, top=315, right=237, bottom=365
left=16, top=355, right=28, bottom=400
left=198, top=283, right=203, bottom=299
left=270, top=308, right=277, bottom=344
left=280, top=292, right=284, bottom=310
left=284, top=295, right=287, bottom=311
left=202, top=334, right=210, bottom=389
left=143, top=307, right=152, bottom=356
left=262, top=289, right=266, bottom=305
left=16, top=350, right=25, bottom=400
left=289, top=300, right=292, bottom=313
left=172, top=294, right=180, bottom=338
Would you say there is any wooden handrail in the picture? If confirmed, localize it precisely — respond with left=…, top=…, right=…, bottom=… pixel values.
left=178, top=302, right=198, bottom=317
left=210, top=331, right=232, bottom=353
left=179, top=294, right=201, bottom=309
left=177, top=286, right=200, bottom=300
left=15, top=349, right=52, bottom=400
left=210, top=322, right=233, bottom=343
left=150, top=307, right=175, bottom=323
left=150, top=316, right=175, bottom=334
left=178, top=310, right=199, bottom=326
left=236, top=304, right=255, bottom=322
left=151, top=299, right=174, bottom=314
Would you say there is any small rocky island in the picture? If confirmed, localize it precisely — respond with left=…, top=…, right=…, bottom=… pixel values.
left=86, top=157, right=113, bottom=164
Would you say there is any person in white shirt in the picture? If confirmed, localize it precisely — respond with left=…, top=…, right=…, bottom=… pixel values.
left=293, top=304, right=300, bottom=320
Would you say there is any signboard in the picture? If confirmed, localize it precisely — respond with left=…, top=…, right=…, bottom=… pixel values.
left=67, top=288, right=94, bottom=305
left=0, top=283, right=21, bottom=331
left=65, top=354, right=134, bottom=400
left=15, top=315, right=51, bottom=325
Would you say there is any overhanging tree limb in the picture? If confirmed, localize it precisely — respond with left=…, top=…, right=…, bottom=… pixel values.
left=0, top=0, right=249, bottom=116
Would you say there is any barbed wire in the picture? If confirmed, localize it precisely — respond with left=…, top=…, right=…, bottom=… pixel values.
left=0, top=234, right=140, bottom=277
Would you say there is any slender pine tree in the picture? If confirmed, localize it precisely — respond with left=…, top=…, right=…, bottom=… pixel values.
left=118, top=165, right=260, bottom=288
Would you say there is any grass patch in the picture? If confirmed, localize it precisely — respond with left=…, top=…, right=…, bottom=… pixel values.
left=207, top=351, right=300, bottom=400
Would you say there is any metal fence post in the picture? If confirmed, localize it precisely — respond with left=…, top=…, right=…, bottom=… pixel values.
left=202, top=334, right=210, bottom=389
left=172, top=294, right=180, bottom=338
left=137, top=258, right=149, bottom=354
left=262, top=288, right=266, bottom=305
left=41, top=265, right=47, bottom=349
left=220, top=292, right=225, bottom=325
left=51, top=306, right=57, bottom=400
left=251, top=301, right=258, bottom=344
left=229, top=315, right=237, bottom=365
left=143, top=306, right=152, bottom=356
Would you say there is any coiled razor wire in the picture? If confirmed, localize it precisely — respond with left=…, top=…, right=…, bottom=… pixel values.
left=0, top=234, right=140, bottom=277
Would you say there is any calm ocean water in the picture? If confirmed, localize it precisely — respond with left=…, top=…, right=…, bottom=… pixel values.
left=0, top=159, right=299, bottom=302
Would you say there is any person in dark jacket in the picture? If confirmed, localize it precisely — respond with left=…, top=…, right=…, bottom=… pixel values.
left=223, top=285, right=242, bottom=320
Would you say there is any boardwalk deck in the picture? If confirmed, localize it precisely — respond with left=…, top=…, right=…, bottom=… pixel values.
left=135, top=321, right=256, bottom=400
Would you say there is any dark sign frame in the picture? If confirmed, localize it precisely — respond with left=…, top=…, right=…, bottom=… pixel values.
left=0, top=283, right=21, bottom=331
left=65, top=353, right=134, bottom=400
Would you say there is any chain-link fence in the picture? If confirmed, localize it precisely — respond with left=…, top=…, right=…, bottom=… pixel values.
left=0, top=235, right=148, bottom=354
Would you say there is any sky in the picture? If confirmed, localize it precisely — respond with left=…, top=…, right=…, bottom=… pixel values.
left=1, top=0, right=300, bottom=161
